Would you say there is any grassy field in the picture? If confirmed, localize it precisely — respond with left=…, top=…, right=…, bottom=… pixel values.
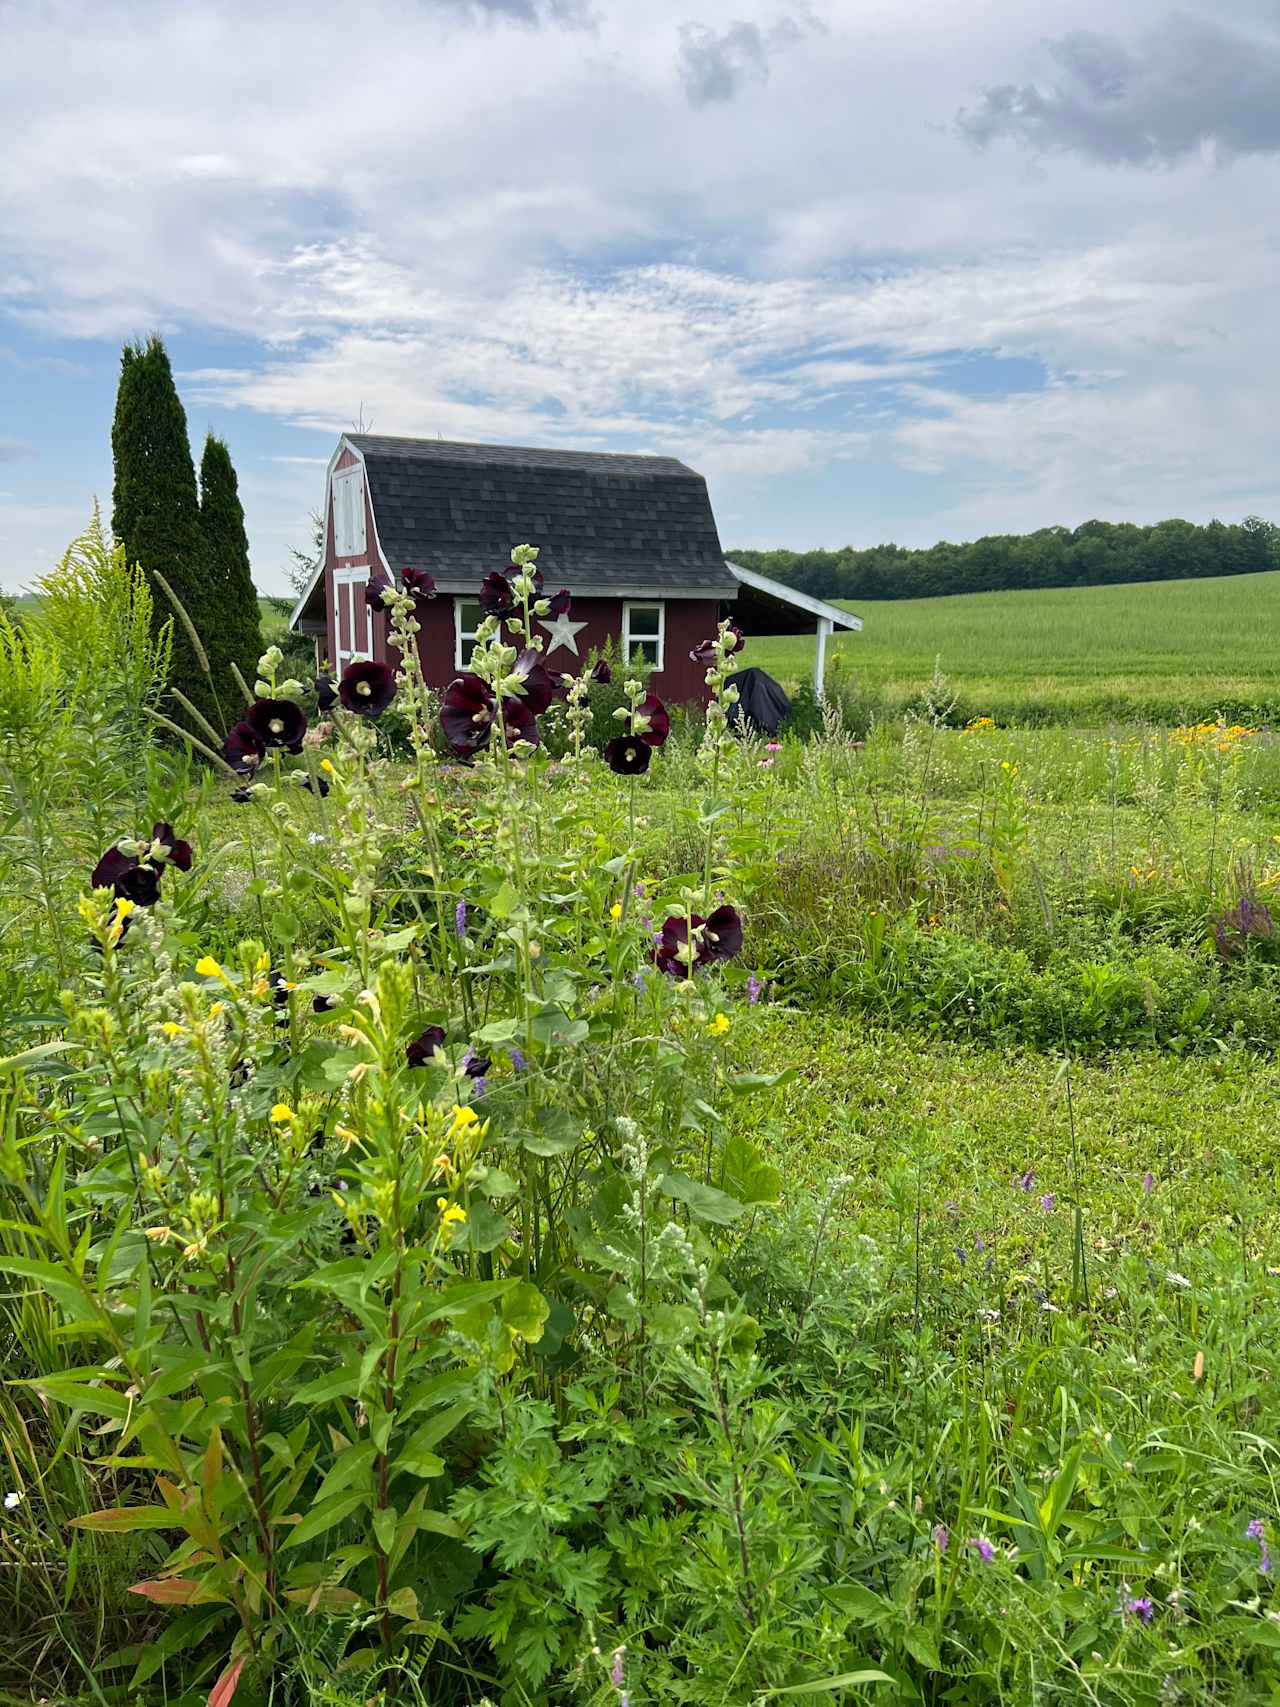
left=749, top=569, right=1280, bottom=725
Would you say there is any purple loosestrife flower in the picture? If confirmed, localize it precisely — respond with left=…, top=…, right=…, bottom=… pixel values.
left=508, top=1046, right=528, bottom=1073
left=968, top=1537, right=995, bottom=1563
left=1040, top=1193, right=1056, bottom=1211
left=455, top=899, right=467, bottom=938
left=746, top=972, right=762, bottom=1005
left=933, top=1523, right=950, bottom=1553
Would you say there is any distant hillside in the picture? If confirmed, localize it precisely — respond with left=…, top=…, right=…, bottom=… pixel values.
left=730, top=515, right=1279, bottom=602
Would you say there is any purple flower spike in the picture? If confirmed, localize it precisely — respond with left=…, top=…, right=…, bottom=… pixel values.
left=1040, top=1192, right=1056, bottom=1212
left=1142, top=1170, right=1155, bottom=1195
left=746, top=972, right=762, bottom=1006
left=1248, top=1519, right=1273, bottom=1574
left=933, top=1523, right=949, bottom=1553
left=968, top=1537, right=995, bottom=1563
left=1017, top=1169, right=1035, bottom=1192
left=455, top=899, right=467, bottom=939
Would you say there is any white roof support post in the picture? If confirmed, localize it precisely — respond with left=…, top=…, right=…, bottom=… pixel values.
left=814, top=615, right=832, bottom=699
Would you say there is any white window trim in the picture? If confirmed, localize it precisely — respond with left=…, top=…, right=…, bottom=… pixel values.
left=333, top=566, right=371, bottom=673
left=622, top=600, right=665, bottom=671
left=332, top=466, right=366, bottom=558
left=454, top=596, right=485, bottom=671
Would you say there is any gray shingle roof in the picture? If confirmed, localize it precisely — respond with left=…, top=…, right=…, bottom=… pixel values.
left=349, top=434, right=735, bottom=596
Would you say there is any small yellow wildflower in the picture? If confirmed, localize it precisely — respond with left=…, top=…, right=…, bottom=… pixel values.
left=254, top=950, right=270, bottom=974
left=449, top=1105, right=480, bottom=1133
left=436, top=1197, right=467, bottom=1226
left=269, top=1103, right=296, bottom=1124
left=609, top=903, right=623, bottom=921
left=114, top=897, right=136, bottom=922
left=707, top=1013, right=731, bottom=1037
left=195, top=956, right=223, bottom=979
left=208, top=1002, right=225, bottom=1019
left=431, top=1153, right=452, bottom=1176
left=320, top=759, right=335, bottom=775
left=160, top=1021, right=185, bottom=1038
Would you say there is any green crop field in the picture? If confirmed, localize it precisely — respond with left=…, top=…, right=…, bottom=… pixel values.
left=749, top=569, right=1280, bottom=726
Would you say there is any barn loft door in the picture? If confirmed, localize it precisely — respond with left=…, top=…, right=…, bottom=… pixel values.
left=334, top=567, right=371, bottom=673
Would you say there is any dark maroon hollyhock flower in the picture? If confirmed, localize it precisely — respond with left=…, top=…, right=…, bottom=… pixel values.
left=248, top=698, right=308, bottom=750
left=91, top=846, right=162, bottom=907
left=478, top=569, right=518, bottom=619
left=406, top=1024, right=446, bottom=1067
left=364, top=571, right=393, bottom=612
left=315, top=674, right=338, bottom=712
left=604, top=735, right=651, bottom=776
left=507, top=648, right=556, bottom=715
left=441, top=672, right=496, bottom=754
left=224, top=719, right=266, bottom=775
left=589, top=659, right=612, bottom=685
left=689, top=624, right=745, bottom=667
left=402, top=566, right=437, bottom=601
left=338, top=660, right=397, bottom=716
left=502, top=697, right=540, bottom=748
left=630, top=692, right=670, bottom=749
left=654, top=913, right=701, bottom=978
left=700, top=904, right=743, bottom=963
left=231, top=784, right=254, bottom=805
left=313, top=992, right=340, bottom=1014
left=150, top=822, right=193, bottom=872
left=301, top=773, right=330, bottom=797
left=462, top=1047, right=490, bottom=1078
left=546, top=587, right=572, bottom=617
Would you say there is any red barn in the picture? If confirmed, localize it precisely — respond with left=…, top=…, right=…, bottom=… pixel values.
left=289, top=435, right=860, bottom=699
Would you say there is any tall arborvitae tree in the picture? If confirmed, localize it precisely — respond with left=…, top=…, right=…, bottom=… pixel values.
left=110, top=336, right=222, bottom=728
left=199, top=433, right=263, bottom=704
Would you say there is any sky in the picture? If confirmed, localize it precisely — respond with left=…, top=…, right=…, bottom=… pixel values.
left=2, top=0, right=1280, bottom=594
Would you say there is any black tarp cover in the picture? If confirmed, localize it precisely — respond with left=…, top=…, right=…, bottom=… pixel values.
left=725, top=666, right=792, bottom=735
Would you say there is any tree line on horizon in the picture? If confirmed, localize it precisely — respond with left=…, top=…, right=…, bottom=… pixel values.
left=729, top=514, right=1280, bottom=602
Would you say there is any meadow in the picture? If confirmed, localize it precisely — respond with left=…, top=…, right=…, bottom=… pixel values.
left=1, top=535, right=1279, bottom=1707
left=749, top=568, right=1280, bottom=727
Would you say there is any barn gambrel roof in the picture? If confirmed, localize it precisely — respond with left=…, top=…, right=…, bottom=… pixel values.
left=349, top=434, right=737, bottom=597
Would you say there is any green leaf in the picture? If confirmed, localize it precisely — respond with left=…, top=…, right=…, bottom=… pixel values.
left=70, top=1505, right=178, bottom=1533
left=502, top=1281, right=550, bottom=1343
left=282, top=1490, right=368, bottom=1550
left=727, top=1069, right=795, bottom=1092
left=720, top=1134, right=782, bottom=1207
left=656, top=1171, right=745, bottom=1226
left=386, top=1586, right=419, bottom=1620
left=904, top=1625, right=942, bottom=1670
left=755, top=1671, right=893, bottom=1696
left=515, top=1109, right=582, bottom=1157
left=529, top=1006, right=588, bottom=1047
left=487, top=880, right=523, bottom=921
left=463, top=1200, right=511, bottom=1254
left=474, top=1017, right=520, bottom=1044
left=373, top=1504, right=397, bottom=1555
left=314, top=1440, right=378, bottom=1504
left=0, top=1255, right=93, bottom=1320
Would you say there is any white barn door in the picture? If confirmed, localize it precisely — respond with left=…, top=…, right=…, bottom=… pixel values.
left=333, top=567, right=371, bottom=673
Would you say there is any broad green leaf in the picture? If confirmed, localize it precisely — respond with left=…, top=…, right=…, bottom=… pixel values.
left=474, top=1017, right=520, bottom=1044
left=502, top=1281, right=550, bottom=1343
left=128, top=1577, right=226, bottom=1606
left=386, top=1586, right=419, bottom=1620
left=656, top=1171, right=745, bottom=1226
left=727, top=1069, right=795, bottom=1092
left=720, top=1134, right=782, bottom=1207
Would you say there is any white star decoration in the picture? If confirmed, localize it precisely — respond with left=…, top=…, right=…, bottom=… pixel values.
left=539, top=610, right=588, bottom=656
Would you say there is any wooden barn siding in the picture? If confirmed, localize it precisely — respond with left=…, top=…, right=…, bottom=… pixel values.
left=398, top=595, right=721, bottom=703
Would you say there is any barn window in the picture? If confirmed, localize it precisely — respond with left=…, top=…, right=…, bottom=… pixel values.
left=454, top=598, right=485, bottom=669
left=622, top=601, right=664, bottom=670
left=333, top=467, right=366, bottom=558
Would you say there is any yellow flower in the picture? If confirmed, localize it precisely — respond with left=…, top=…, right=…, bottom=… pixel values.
left=114, top=897, right=136, bottom=922
left=254, top=950, right=270, bottom=974
left=320, top=759, right=335, bottom=775
left=195, top=956, right=224, bottom=979
left=160, top=1021, right=186, bottom=1038
left=449, top=1105, right=480, bottom=1133
left=609, top=903, right=623, bottom=921
left=208, top=1002, right=225, bottom=1020
left=431, top=1152, right=452, bottom=1176
left=437, top=1198, right=467, bottom=1226
left=269, top=1103, right=296, bottom=1124
left=707, top=1013, right=731, bottom=1037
